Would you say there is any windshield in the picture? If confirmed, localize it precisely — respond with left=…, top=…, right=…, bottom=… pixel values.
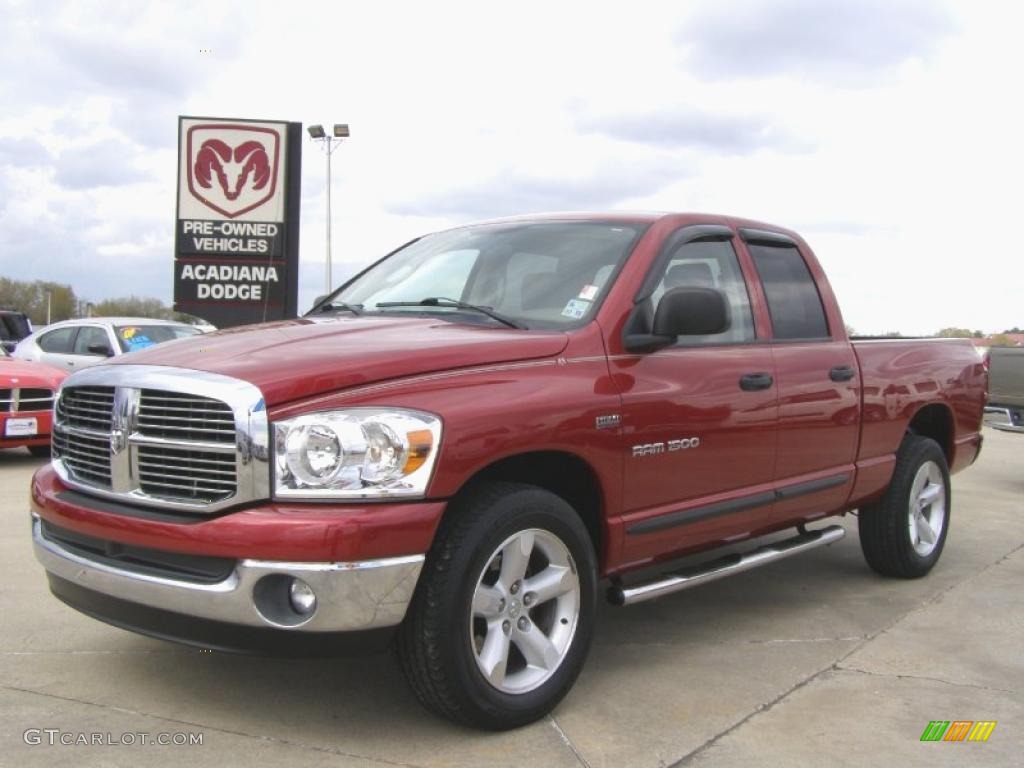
left=115, top=324, right=201, bottom=353
left=329, top=221, right=644, bottom=329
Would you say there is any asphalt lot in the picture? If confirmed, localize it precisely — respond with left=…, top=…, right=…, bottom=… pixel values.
left=0, top=428, right=1020, bottom=767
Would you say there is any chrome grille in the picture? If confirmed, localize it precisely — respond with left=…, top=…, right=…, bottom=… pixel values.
left=138, top=390, right=236, bottom=443
left=52, top=387, right=115, bottom=490
left=138, top=444, right=236, bottom=502
left=0, top=389, right=10, bottom=413
left=52, top=386, right=115, bottom=488
left=58, top=386, right=114, bottom=431
left=50, top=366, right=269, bottom=514
left=52, top=429, right=112, bottom=487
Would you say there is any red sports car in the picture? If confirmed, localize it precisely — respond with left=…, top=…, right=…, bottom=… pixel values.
left=1, top=352, right=65, bottom=457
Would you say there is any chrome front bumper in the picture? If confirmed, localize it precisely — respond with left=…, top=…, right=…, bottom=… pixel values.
left=32, top=515, right=424, bottom=632
left=984, top=406, right=1024, bottom=433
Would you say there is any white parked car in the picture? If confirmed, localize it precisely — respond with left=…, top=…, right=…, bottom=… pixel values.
left=13, top=317, right=203, bottom=371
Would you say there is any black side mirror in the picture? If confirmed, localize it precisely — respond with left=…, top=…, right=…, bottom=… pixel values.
left=311, top=294, right=329, bottom=312
left=87, top=343, right=114, bottom=357
left=623, top=287, right=730, bottom=353
left=653, top=287, right=730, bottom=337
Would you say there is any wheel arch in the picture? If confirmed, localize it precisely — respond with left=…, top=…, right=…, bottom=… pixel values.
left=906, top=403, right=954, bottom=465
left=451, top=450, right=607, bottom=570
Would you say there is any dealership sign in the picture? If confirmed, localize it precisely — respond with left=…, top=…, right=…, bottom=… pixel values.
left=174, top=117, right=301, bottom=328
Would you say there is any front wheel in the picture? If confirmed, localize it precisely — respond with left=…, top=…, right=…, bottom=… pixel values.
left=858, top=434, right=951, bottom=578
left=397, top=482, right=597, bottom=730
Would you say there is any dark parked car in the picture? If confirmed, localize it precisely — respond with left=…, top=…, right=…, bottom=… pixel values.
left=0, top=309, right=32, bottom=354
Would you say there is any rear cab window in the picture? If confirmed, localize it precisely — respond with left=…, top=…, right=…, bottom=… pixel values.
left=747, top=243, right=830, bottom=340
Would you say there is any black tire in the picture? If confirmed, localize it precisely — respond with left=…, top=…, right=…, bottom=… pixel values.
left=397, top=481, right=597, bottom=730
left=858, top=435, right=951, bottom=578
left=28, top=445, right=51, bottom=459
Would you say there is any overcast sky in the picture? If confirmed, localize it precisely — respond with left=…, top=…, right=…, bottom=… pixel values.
left=1, top=0, right=1021, bottom=334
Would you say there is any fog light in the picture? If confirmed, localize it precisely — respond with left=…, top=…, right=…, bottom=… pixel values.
left=288, top=578, right=317, bottom=615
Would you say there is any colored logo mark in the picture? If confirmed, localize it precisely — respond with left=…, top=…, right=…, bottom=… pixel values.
left=920, top=721, right=996, bottom=742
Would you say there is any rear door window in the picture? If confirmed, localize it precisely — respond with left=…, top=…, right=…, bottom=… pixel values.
left=38, top=327, right=76, bottom=353
left=748, top=244, right=830, bottom=339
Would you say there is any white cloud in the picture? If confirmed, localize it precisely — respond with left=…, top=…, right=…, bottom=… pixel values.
left=678, top=0, right=958, bottom=85
left=575, top=107, right=813, bottom=154
left=0, top=0, right=1020, bottom=334
left=53, top=137, right=151, bottom=188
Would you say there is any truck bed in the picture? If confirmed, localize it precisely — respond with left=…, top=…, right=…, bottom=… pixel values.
left=850, top=337, right=986, bottom=504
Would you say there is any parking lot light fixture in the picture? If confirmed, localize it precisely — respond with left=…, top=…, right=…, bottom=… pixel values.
left=307, top=122, right=350, bottom=294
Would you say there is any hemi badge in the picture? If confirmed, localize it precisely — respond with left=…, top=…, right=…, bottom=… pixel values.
left=595, top=414, right=621, bottom=430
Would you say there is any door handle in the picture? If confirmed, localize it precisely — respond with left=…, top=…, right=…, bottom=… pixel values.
left=829, top=365, right=856, bottom=382
left=739, top=372, right=774, bottom=391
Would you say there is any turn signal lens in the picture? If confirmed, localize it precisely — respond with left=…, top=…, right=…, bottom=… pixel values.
left=403, top=429, right=434, bottom=474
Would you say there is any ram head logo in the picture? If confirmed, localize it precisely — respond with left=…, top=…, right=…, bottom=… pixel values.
left=185, top=124, right=281, bottom=218
left=194, top=139, right=271, bottom=201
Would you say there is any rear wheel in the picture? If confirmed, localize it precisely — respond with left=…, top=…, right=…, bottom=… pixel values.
left=397, top=482, right=596, bottom=730
left=28, top=445, right=51, bottom=459
left=858, top=435, right=950, bottom=578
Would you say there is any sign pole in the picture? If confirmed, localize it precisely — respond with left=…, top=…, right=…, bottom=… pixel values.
left=325, top=141, right=332, bottom=294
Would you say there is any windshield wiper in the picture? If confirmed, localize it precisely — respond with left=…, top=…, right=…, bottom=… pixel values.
left=375, top=297, right=527, bottom=329
left=313, top=301, right=363, bottom=316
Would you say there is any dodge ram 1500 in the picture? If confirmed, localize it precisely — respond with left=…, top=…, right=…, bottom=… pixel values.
left=29, top=212, right=987, bottom=729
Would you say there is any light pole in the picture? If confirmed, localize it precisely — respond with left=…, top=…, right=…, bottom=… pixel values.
left=307, top=123, right=350, bottom=295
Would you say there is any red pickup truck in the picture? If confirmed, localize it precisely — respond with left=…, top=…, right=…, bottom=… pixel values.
left=30, top=213, right=986, bottom=729
left=1, top=355, right=64, bottom=456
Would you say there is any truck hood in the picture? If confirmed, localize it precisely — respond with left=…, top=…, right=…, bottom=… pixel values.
left=0, top=357, right=66, bottom=388
left=107, top=316, right=569, bottom=406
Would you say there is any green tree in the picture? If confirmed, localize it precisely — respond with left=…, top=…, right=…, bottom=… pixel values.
left=989, top=333, right=1014, bottom=347
left=935, top=327, right=974, bottom=338
left=92, top=295, right=174, bottom=320
left=89, top=297, right=207, bottom=326
left=0, top=278, right=78, bottom=324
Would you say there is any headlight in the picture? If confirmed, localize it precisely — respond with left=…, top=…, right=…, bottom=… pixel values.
left=273, top=408, right=441, bottom=499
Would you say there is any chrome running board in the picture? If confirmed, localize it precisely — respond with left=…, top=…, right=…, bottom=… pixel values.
left=608, top=525, right=846, bottom=606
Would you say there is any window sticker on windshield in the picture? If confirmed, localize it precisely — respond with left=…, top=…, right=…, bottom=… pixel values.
left=120, top=327, right=155, bottom=350
left=561, top=299, right=590, bottom=319
left=578, top=284, right=599, bottom=301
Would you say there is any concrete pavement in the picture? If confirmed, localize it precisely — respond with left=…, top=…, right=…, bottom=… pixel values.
left=0, top=428, right=1020, bottom=767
